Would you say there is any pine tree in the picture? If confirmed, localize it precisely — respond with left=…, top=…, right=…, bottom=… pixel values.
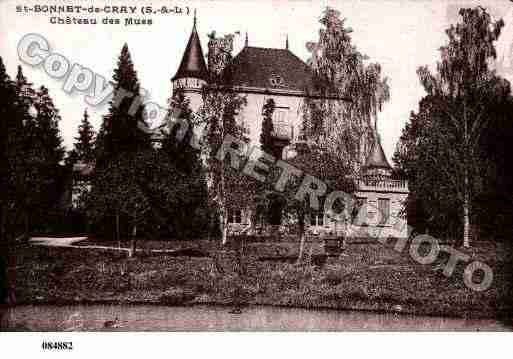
left=31, top=85, right=65, bottom=228
left=14, top=65, right=36, bottom=131
left=0, top=57, right=18, bottom=244
left=260, top=98, right=275, bottom=155
left=34, top=86, right=65, bottom=165
left=96, top=44, right=150, bottom=160
left=2, top=66, right=65, bottom=235
left=73, top=109, right=96, bottom=163
left=13, top=65, right=38, bottom=236
left=0, top=58, right=15, bottom=185
left=89, top=44, right=152, bottom=252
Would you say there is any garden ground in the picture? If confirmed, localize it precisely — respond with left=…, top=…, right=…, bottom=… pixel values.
left=6, top=236, right=513, bottom=319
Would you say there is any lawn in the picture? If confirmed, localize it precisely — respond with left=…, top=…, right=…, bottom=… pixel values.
left=7, top=236, right=513, bottom=319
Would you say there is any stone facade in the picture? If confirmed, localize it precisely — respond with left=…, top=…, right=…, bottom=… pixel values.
left=172, top=15, right=409, bottom=239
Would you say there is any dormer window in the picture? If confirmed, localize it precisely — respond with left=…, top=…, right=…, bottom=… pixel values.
left=269, top=74, right=284, bottom=87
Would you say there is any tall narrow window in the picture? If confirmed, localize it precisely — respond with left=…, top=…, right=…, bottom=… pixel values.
left=228, top=209, right=242, bottom=224
left=378, top=198, right=390, bottom=225
left=354, top=197, right=367, bottom=225
left=272, top=107, right=290, bottom=139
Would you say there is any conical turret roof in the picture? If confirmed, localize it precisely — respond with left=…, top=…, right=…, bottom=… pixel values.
left=364, top=135, right=391, bottom=170
left=172, top=15, right=208, bottom=81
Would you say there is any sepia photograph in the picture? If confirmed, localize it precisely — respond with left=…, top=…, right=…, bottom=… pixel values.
left=0, top=0, right=512, bottom=349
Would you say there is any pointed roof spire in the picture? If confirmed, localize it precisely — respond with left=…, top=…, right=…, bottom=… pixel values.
left=245, top=31, right=248, bottom=47
left=16, top=65, right=24, bottom=82
left=364, top=132, right=391, bottom=171
left=172, top=9, right=208, bottom=81
left=363, top=113, right=391, bottom=171
left=285, top=34, right=289, bottom=50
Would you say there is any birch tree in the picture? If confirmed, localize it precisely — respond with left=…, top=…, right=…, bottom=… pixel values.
left=198, top=86, right=246, bottom=245
left=303, top=7, right=390, bottom=171
left=396, top=7, right=508, bottom=247
left=198, top=33, right=247, bottom=245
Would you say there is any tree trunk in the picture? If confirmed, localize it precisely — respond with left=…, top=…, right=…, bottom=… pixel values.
left=115, top=213, right=120, bottom=248
left=129, top=224, right=137, bottom=257
left=463, top=180, right=471, bottom=248
left=462, top=101, right=471, bottom=248
left=297, top=217, right=305, bottom=264
left=219, top=164, right=228, bottom=245
left=220, top=208, right=228, bottom=246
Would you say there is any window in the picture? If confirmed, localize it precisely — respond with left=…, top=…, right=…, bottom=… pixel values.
left=310, top=212, right=324, bottom=226
left=353, top=197, right=367, bottom=225
left=378, top=198, right=390, bottom=225
left=228, top=209, right=242, bottom=224
left=318, top=213, right=324, bottom=226
left=272, top=107, right=290, bottom=138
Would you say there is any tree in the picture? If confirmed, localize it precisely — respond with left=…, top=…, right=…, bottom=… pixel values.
left=159, top=89, right=209, bottom=239
left=7, top=65, right=37, bottom=238
left=259, top=98, right=275, bottom=155
left=0, top=57, right=20, bottom=304
left=11, top=66, right=65, bottom=233
left=96, top=43, right=150, bottom=161
left=0, top=57, right=18, bottom=243
left=303, top=7, right=390, bottom=171
left=29, top=85, right=65, bottom=230
left=198, top=86, right=247, bottom=244
left=67, top=109, right=96, bottom=211
left=73, top=109, right=96, bottom=163
left=258, top=144, right=355, bottom=263
left=395, top=7, right=508, bottom=247
left=198, top=32, right=248, bottom=245
left=87, top=150, right=188, bottom=251
left=91, top=44, right=152, bottom=252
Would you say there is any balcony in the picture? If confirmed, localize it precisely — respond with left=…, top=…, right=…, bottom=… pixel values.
left=357, top=176, right=408, bottom=193
left=272, top=123, right=292, bottom=140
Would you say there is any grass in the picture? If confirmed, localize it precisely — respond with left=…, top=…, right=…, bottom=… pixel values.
left=7, top=237, right=513, bottom=319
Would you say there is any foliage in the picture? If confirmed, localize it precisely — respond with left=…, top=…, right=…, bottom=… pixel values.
left=159, top=89, right=209, bottom=239
left=72, top=109, right=96, bottom=163
left=198, top=32, right=249, bottom=243
left=303, top=7, right=390, bottom=171
left=89, top=44, right=154, bottom=246
left=256, top=145, right=355, bottom=261
left=1, top=60, right=67, bottom=245
left=259, top=98, right=275, bottom=155
left=0, top=57, right=22, bottom=243
left=394, top=7, right=512, bottom=244
left=95, top=44, right=151, bottom=161
left=87, top=150, right=187, bottom=235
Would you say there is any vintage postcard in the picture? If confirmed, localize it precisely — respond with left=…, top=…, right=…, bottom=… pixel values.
left=0, top=0, right=512, bottom=348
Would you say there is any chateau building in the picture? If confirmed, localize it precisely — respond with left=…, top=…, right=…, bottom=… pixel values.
left=171, top=14, right=409, bottom=238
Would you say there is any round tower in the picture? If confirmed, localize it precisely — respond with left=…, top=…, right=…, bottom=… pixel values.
left=172, top=11, right=208, bottom=111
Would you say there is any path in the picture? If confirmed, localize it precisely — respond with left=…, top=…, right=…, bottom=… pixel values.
left=29, top=236, right=197, bottom=255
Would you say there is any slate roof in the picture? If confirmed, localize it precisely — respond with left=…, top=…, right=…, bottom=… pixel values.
left=222, top=46, right=316, bottom=92
left=172, top=21, right=208, bottom=81
left=364, top=137, right=392, bottom=170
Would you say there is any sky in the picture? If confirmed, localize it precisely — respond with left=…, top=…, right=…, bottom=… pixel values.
left=1, top=0, right=513, bottom=163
